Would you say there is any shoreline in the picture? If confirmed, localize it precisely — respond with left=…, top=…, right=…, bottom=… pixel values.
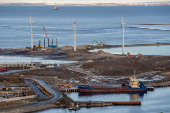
left=0, top=42, right=170, bottom=52
left=0, top=43, right=170, bottom=112
left=0, top=42, right=169, bottom=62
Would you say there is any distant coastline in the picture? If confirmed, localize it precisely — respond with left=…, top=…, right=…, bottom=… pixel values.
left=0, top=2, right=170, bottom=6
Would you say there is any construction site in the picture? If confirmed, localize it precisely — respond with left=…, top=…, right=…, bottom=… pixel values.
left=1, top=42, right=170, bottom=88
left=0, top=15, right=170, bottom=113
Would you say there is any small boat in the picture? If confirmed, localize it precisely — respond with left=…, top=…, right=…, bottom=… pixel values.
left=53, top=7, right=59, bottom=10
left=69, top=106, right=74, bottom=110
left=69, top=103, right=80, bottom=111
left=75, top=103, right=80, bottom=110
left=69, top=106, right=78, bottom=111
left=78, top=76, right=148, bottom=93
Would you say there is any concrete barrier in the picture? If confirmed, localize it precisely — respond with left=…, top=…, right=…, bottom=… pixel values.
left=0, top=62, right=41, bottom=68
left=0, top=95, right=37, bottom=102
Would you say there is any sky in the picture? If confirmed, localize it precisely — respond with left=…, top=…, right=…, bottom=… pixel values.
left=0, top=0, right=168, bottom=4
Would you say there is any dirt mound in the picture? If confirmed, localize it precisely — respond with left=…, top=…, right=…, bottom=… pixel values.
left=76, top=45, right=86, bottom=50
left=21, top=67, right=87, bottom=79
left=82, top=56, right=170, bottom=76
left=61, top=46, right=73, bottom=51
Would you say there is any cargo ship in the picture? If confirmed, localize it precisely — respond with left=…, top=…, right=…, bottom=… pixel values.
left=53, top=7, right=59, bottom=10
left=78, top=76, right=147, bottom=93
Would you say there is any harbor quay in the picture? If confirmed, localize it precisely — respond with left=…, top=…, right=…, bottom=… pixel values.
left=0, top=78, right=141, bottom=113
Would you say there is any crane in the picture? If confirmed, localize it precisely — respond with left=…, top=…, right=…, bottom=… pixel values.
left=92, top=40, right=99, bottom=45
left=43, top=25, right=50, bottom=47
left=121, top=15, right=170, bottom=55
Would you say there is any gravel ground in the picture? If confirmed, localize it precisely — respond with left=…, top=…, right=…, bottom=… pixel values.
left=16, top=55, right=170, bottom=87
left=1, top=44, right=170, bottom=87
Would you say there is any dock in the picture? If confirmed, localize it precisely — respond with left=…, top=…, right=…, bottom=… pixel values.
left=59, top=88, right=79, bottom=92
left=55, top=101, right=141, bottom=108
left=75, top=101, right=141, bottom=107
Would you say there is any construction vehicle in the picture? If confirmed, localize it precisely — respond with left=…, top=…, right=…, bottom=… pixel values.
left=92, top=40, right=99, bottom=45
left=137, top=53, right=143, bottom=57
left=86, top=50, right=91, bottom=54
left=32, top=40, right=42, bottom=51
left=92, top=40, right=105, bottom=46
left=43, top=25, right=57, bottom=48
left=40, top=88, right=48, bottom=94
left=33, top=45, right=41, bottom=51
left=0, top=68, right=8, bottom=72
left=155, top=67, right=165, bottom=71
left=43, top=25, right=50, bottom=46
left=127, top=52, right=134, bottom=58
left=64, top=83, right=71, bottom=88
left=100, top=42, right=105, bottom=46
left=141, top=58, right=147, bottom=61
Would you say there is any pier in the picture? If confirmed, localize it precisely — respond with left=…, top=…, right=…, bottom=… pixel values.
left=59, top=88, right=79, bottom=92
left=73, top=101, right=141, bottom=107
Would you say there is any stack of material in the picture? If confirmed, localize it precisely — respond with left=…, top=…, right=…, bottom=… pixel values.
left=61, top=46, right=73, bottom=50
left=76, top=45, right=86, bottom=50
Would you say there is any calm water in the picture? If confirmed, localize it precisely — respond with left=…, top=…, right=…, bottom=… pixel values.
left=91, top=45, right=170, bottom=55
left=38, top=87, right=170, bottom=113
left=0, top=6, right=170, bottom=49
left=0, top=55, right=76, bottom=64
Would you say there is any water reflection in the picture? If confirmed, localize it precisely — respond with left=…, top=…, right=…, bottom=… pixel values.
left=0, top=55, right=77, bottom=64
left=78, top=92, right=146, bottom=101
left=90, top=45, right=170, bottom=55
left=129, top=92, right=146, bottom=101
left=130, top=93, right=140, bottom=101
left=38, top=87, right=170, bottom=113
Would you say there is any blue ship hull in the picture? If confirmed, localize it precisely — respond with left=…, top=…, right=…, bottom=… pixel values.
left=78, top=85, right=147, bottom=93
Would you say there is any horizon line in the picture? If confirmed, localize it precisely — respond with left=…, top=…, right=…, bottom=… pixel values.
left=0, top=1, right=170, bottom=4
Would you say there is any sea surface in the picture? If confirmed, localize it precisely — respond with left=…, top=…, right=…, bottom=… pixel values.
left=0, top=55, right=76, bottom=64
left=38, top=87, right=170, bottom=113
left=0, top=6, right=170, bottom=49
left=91, top=45, right=170, bottom=55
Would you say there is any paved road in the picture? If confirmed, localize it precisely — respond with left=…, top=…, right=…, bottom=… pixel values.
left=32, top=78, right=62, bottom=104
left=0, top=78, right=62, bottom=112
left=0, top=69, right=31, bottom=75
left=25, top=80, right=47, bottom=98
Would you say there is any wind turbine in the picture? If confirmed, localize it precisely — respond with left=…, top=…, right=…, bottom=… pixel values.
left=121, top=16, right=170, bottom=55
left=121, top=15, right=126, bottom=55
left=73, top=17, right=78, bottom=52
left=30, top=15, right=34, bottom=49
